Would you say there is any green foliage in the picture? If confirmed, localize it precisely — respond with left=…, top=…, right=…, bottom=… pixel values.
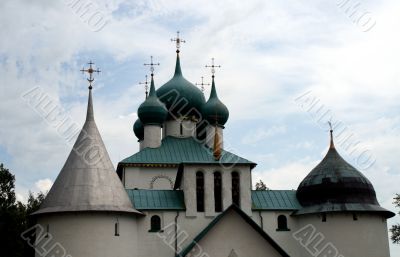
left=0, top=163, right=46, bottom=257
left=0, top=163, right=16, bottom=209
left=255, top=179, right=269, bottom=191
left=391, top=194, right=400, bottom=244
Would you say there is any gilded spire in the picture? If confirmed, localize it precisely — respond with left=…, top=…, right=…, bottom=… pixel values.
left=213, top=125, right=222, bottom=160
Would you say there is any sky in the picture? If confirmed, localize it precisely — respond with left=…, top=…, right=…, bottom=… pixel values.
left=1, top=0, right=400, bottom=254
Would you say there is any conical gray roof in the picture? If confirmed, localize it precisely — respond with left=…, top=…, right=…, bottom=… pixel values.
left=34, top=89, right=141, bottom=215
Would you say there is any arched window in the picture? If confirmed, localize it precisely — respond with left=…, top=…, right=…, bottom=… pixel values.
left=276, top=215, right=289, bottom=231
left=231, top=172, right=240, bottom=207
left=149, top=215, right=161, bottom=232
left=214, top=172, right=222, bottom=212
left=196, top=171, right=205, bottom=212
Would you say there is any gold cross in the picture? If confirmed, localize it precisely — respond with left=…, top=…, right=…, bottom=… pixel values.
left=171, top=31, right=186, bottom=53
left=139, top=75, right=150, bottom=99
left=205, top=58, right=221, bottom=77
left=80, top=61, right=101, bottom=89
left=144, top=56, right=160, bottom=76
left=195, top=76, right=210, bottom=92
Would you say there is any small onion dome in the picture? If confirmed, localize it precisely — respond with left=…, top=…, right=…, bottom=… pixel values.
left=296, top=131, right=395, bottom=218
left=202, top=76, right=229, bottom=126
left=137, top=75, right=168, bottom=125
left=156, top=53, right=205, bottom=120
left=133, top=118, right=144, bottom=141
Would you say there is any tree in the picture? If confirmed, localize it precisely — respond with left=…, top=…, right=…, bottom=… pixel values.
left=0, top=163, right=16, bottom=209
left=255, top=179, right=269, bottom=191
left=390, top=194, right=400, bottom=244
left=0, top=163, right=45, bottom=257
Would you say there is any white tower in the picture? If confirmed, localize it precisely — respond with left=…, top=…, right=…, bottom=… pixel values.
left=32, top=63, right=142, bottom=257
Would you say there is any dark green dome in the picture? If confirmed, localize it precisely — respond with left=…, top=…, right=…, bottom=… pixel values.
left=156, top=53, right=205, bottom=120
left=202, top=76, right=229, bottom=126
left=296, top=132, right=394, bottom=218
left=133, top=118, right=144, bottom=140
left=138, top=75, right=168, bottom=125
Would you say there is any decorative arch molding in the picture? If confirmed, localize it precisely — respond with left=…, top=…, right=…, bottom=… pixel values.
left=228, top=249, right=239, bottom=257
left=149, top=174, right=174, bottom=189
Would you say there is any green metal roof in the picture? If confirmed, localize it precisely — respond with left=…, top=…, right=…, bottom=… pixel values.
left=177, top=205, right=290, bottom=257
left=126, top=189, right=185, bottom=210
left=118, top=136, right=255, bottom=167
left=252, top=190, right=301, bottom=210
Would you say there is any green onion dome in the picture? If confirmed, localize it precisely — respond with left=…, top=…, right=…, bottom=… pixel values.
left=156, top=53, right=205, bottom=120
left=296, top=131, right=394, bottom=218
left=137, top=75, right=168, bottom=125
left=202, top=76, right=229, bottom=126
left=133, top=118, right=144, bottom=141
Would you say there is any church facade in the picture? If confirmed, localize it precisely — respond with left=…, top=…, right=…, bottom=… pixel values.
left=32, top=39, right=394, bottom=257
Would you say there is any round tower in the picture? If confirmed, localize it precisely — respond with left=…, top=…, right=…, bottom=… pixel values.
left=137, top=73, right=168, bottom=148
left=202, top=73, right=229, bottom=148
left=133, top=118, right=144, bottom=150
left=33, top=72, right=142, bottom=257
left=294, top=129, right=394, bottom=257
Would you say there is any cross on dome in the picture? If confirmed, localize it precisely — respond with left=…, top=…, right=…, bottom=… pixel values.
left=205, top=58, right=221, bottom=77
left=80, top=61, right=101, bottom=89
left=144, top=56, right=160, bottom=76
left=139, top=75, right=150, bottom=99
left=171, top=31, right=186, bottom=53
left=195, top=76, right=210, bottom=92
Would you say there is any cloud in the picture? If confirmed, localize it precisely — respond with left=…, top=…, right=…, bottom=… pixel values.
left=241, top=125, right=287, bottom=145
left=35, top=178, right=53, bottom=193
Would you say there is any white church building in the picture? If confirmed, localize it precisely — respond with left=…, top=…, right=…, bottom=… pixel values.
left=32, top=37, right=395, bottom=257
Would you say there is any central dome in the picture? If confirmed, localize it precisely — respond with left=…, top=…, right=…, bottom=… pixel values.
left=156, top=53, right=205, bottom=120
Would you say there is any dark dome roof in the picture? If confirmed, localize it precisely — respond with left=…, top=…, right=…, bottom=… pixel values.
left=156, top=53, right=205, bottom=120
left=138, top=76, right=168, bottom=125
left=296, top=132, right=394, bottom=218
left=202, top=76, right=229, bottom=126
left=133, top=118, right=144, bottom=140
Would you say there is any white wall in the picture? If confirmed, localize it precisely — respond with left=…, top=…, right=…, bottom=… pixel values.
left=143, top=125, right=162, bottom=148
left=124, top=166, right=177, bottom=189
left=295, top=213, right=391, bottom=257
left=35, top=212, right=138, bottom=257
left=182, top=164, right=252, bottom=217
left=163, top=119, right=196, bottom=138
left=192, top=209, right=284, bottom=257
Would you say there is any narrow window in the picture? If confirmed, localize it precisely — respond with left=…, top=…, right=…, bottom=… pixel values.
left=149, top=215, right=161, bottom=232
left=45, top=224, right=49, bottom=238
left=115, top=222, right=120, bottom=236
left=196, top=171, right=205, bottom=212
left=276, top=215, right=289, bottom=231
left=231, top=172, right=240, bottom=207
left=322, top=213, right=327, bottom=222
left=180, top=122, right=183, bottom=136
left=353, top=213, right=358, bottom=221
left=214, top=172, right=222, bottom=212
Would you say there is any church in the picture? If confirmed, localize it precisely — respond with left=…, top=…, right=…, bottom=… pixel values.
left=32, top=34, right=395, bottom=257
